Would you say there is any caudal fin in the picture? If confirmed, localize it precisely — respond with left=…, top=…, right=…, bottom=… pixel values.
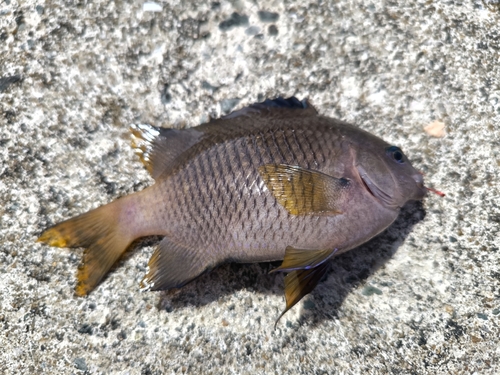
left=37, top=202, right=133, bottom=296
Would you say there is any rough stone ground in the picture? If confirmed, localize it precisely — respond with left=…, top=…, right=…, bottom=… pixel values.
left=1, top=0, right=499, bottom=374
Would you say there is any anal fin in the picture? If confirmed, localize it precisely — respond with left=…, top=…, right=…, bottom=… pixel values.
left=140, top=237, right=213, bottom=291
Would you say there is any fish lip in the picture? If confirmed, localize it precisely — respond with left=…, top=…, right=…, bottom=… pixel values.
left=413, top=173, right=429, bottom=199
left=356, top=165, right=395, bottom=207
left=359, top=171, right=376, bottom=198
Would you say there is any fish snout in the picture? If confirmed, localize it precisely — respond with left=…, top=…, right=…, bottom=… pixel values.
left=412, top=173, right=428, bottom=200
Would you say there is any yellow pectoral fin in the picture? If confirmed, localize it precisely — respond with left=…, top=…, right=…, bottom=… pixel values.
left=258, top=164, right=350, bottom=216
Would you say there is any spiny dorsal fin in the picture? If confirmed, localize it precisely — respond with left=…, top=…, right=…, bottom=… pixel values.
left=252, top=96, right=312, bottom=110
left=258, top=164, right=351, bottom=216
left=130, top=124, right=203, bottom=180
left=221, top=96, right=317, bottom=120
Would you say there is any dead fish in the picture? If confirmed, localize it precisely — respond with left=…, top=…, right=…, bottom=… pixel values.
left=37, top=97, right=443, bottom=324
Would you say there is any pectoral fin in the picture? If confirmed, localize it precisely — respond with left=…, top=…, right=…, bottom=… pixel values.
left=258, top=164, right=350, bottom=215
left=272, top=247, right=338, bottom=328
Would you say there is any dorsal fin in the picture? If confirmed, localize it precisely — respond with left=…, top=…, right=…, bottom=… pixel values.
left=130, top=124, right=203, bottom=180
left=221, top=96, right=317, bottom=120
left=254, top=96, right=310, bottom=109
left=131, top=97, right=317, bottom=179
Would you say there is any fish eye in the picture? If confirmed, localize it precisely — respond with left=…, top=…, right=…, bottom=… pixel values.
left=386, top=146, right=405, bottom=164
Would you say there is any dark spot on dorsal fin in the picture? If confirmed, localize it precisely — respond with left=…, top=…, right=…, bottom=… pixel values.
left=253, top=96, right=309, bottom=110
left=221, top=96, right=317, bottom=120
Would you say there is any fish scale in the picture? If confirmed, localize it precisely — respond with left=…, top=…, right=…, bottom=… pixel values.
left=153, top=125, right=346, bottom=263
left=37, top=97, right=434, bottom=322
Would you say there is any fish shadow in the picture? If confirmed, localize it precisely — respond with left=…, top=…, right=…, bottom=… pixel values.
left=157, top=200, right=426, bottom=325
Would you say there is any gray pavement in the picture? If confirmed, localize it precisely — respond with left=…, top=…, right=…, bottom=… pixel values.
left=1, top=0, right=499, bottom=374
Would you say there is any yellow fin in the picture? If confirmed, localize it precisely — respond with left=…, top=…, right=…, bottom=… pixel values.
left=37, top=227, right=70, bottom=247
left=270, top=246, right=337, bottom=273
left=275, top=263, right=331, bottom=329
left=130, top=124, right=159, bottom=176
left=272, top=247, right=337, bottom=328
left=258, top=164, right=350, bottom=215
left=37, top=203, right=133, bottom=296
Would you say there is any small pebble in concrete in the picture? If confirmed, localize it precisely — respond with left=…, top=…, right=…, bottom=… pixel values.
left=258, top=11, right=280, bottom=23
left=219, top=13, right=249, bottom=31
left=74, top=358, right=88, bottom=372
left=268, top=25, right=279, bottom=36
left=362, top=285, right=383, bottom=296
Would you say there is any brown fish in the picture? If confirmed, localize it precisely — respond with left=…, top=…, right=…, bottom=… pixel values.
left=37, top=97, right=441, bottom=323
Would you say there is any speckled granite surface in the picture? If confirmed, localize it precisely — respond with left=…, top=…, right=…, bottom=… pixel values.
left=1, top=0, right=499, bottom=374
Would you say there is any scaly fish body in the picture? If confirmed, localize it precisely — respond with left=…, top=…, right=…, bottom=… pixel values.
left=38, top=97, right=433, bottom=321
left=145, top=120, right=394, bottom=261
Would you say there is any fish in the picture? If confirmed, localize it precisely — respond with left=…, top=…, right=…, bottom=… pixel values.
left=37, top=97, right=443, bottom=324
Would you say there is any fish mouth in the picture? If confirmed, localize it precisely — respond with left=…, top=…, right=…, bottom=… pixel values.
left=357, top=165, right=394, bottom=206
left=414, top=173, right=445, bottom=198
left=413, top=173, right=429, bottom=200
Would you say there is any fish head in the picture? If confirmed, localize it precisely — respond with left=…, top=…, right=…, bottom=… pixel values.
left=354, top=140, right=427, bottom=210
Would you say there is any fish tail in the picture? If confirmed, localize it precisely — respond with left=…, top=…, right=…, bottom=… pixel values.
left=37, top=200, right=134, bottom=296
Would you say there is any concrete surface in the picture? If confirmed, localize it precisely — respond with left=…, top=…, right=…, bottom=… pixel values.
left=1, top=0, right=499, bottom=374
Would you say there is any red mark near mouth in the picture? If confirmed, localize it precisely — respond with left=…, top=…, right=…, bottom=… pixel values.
left=426, top=187, right=445, bottom=197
